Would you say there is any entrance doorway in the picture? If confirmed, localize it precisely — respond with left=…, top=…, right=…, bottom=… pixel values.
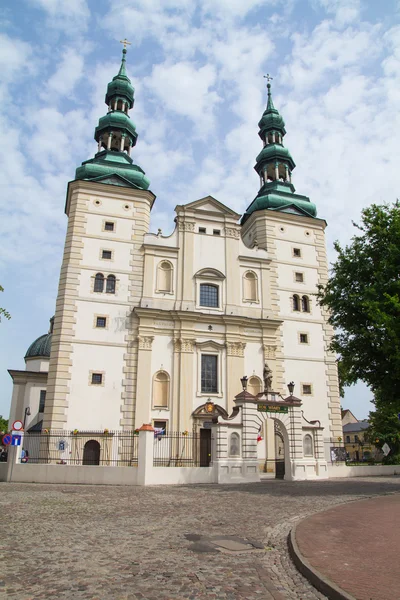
left=83, top=440, right=100, bottom=465
left=274, top=429, right=285, bottom=479
left=200, top=429, right=211, bottom=467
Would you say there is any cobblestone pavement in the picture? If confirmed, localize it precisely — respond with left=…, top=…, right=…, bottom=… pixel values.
left=1, top=477, right=399, bottom=600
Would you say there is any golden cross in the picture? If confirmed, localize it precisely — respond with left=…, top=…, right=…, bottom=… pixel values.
left=263, top=74, right=273, bottom=83
left=120, top=38, right=132, bottom=49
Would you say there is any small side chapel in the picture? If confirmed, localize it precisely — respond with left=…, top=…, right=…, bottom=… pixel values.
left=8, top=47, right=342, bottom=478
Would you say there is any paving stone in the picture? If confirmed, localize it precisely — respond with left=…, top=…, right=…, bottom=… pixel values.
left=0, top=477, right=400, bottom=599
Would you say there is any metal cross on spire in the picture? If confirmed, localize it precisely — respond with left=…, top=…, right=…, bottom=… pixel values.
left=263, top=74, right=273, bottom=84
left=120, top=38, right=132, bottom=49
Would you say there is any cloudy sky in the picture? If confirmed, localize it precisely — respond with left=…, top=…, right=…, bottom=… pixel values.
left=1, top=0, right=399, bottom=420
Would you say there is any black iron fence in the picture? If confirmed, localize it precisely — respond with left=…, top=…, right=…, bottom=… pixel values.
left=23, top=430, right=138, bottom=466
left=153, top=431, right=211, bottom=467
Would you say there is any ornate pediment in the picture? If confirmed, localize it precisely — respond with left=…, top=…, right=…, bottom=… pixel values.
left=192, top=401, right=229, bottom=420
left=182, top=196, right=240, bottom=218
left=194, top=268, right=225, bottom=280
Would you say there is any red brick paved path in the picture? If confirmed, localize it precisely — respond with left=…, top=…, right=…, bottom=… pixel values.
left=295, top=493, right=400, bottom=600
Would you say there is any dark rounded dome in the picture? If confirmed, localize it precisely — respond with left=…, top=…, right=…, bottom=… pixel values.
left=25, top=333, right=52, bottom=359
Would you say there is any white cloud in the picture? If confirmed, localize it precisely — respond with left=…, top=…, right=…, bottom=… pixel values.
left=46, top=48, right=85, bottom=97
left=281, top=21, right=382, bottom=91
left=144, top=62, right=221, bottom=133
left=0, top=34, right=34, bottom=103
left=314, top=0, right=361, bottom=27
left=28, top=0, right=90, bottom=31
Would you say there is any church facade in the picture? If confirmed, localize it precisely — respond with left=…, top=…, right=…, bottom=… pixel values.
left=8, top=48, right=342, bottom=467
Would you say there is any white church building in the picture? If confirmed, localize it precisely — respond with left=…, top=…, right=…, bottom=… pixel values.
left=7, top=47, right=342, bottom=480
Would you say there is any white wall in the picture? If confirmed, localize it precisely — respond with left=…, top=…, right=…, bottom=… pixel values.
left=66, top=343, right=125, bottom=430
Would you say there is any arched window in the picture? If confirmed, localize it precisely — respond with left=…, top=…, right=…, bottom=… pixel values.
left=243, top=271, right=258, bottom=302
left=302, top=295, right=310, bottom=312
left=303, top=434, right=313, bottom=457
left=200, top=284, right=219, bottom=308
left=153, top=371, right=169, bottom=408
left=229, top=432, right=241, bottom=457
left=346, top=435, right=350, bottom=443
left=157, top=261, right=173, bottom=293
left=94, top=273, right=104, bottom=293
left=293, top=294, right=300, bottom=311
left=106, top=274, right=116, bottom=294
left=248, top=376, right=262, bottom=397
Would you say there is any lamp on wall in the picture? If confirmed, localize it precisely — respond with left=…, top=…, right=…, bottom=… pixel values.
left=287, top=381, right=295, bottom=397
left=240, top=375, right=248, bottom=391
left=23, top=407, right=31, bottom=430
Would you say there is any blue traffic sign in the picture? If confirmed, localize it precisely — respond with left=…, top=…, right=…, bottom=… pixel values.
left=11, top=435, right=21, bottom=446
left=2, top=434, right=11, bottom=446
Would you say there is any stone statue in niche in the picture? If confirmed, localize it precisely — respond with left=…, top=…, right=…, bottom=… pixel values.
left=263, top=362, right=273, bottom=392
left=229, top=432, right=240, bottom=457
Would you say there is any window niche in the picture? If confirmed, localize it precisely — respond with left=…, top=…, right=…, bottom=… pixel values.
left=247, top=376, right=262, bottom=396
left=152, top=371, right=170, bottom=408
left=303, top=434, right=314, bottom=457
left=156, top=261, right=173, bottom=293
left=229, top=432, right=241, bottom=457
left=243, top=271, right=259, bottom=303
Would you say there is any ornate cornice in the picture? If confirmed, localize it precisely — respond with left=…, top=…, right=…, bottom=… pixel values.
left=138, top=336, right=154, bottom=350
left=263, top=344, right=276, bottom=359
left=224, top=227, right=240, bottom=239
left=227, top=341, right=246, bottom=357
left=174, top=338, right=195, bottom=353
left=177, top=219, right=195, bottom=232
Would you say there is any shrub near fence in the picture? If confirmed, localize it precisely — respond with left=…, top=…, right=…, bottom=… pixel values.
left=23, top=431, right=138, bottom=466
left=153, top=431, right=207, bottom=467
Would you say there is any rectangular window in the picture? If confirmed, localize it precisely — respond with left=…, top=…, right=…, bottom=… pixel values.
left=104, top=221, right=115, bottom=231
left=295, top=272, right=304, bottom=282
left=299, top=333, right=308, bottom=344
left=293, top=248, right=302, bottom=257
left=102, top=250, right=112, bottom=260
left=302, top=384, right=312, bottom=395
left=91, top=373, right=103, bottom=385
left=201, top=355, right=218, bottom=393
left=153, top=420, right=167, bottom=433
left=199, top=227, right=206, bottom=234
left=96, top=317, right=107, bottom=328
left=39, top=390, right=46, bottom=413
left=213, top=229, right=221, bottom=236
left=199, top=284, right=219, bottom=308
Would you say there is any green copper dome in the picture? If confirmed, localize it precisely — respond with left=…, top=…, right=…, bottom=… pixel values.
left=243, top=182, right=317, bottom=222
left=76, top=150, right=150, bottom=189
left=241, top=80, right=318, bottom=224
left=74, top=46, right=151, bottom=191
left=258, top=83, right=286, bottom=137
left=25, top=333, right=52, bottom=359
left=95, top=111, right=137, bottom=143
left=255, top=143, right=295, bottom=169
left=105, top=49, right=134, bottom=108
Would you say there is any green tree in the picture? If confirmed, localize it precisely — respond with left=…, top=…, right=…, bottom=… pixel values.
left=0, top=285, right=10, bottom=322
left=0, top=415, right=8, bottom=433
left=317, top=202, right=400, bottom=408
left=367, top=392, right=400, bottom=462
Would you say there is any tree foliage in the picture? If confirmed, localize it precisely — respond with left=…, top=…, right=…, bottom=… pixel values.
left=0, top=285, right=10, bottom=323
left=318, top=202, right=400, bottom=408
left=0, top=415, right=8, bottom=433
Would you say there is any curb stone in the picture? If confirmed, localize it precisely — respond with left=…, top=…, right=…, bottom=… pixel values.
left=288, top=523, right=356, bottom=600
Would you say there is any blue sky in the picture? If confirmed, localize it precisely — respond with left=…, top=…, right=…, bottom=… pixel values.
left=1, top=0, right=400, bottom=420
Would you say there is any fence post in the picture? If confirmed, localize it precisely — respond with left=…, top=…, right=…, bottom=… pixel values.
left=137, top=424, right=154, bottom=485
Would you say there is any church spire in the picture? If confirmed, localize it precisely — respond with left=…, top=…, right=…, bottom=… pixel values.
left=241, top=77, right=317, bottom=222
left=74, top=43, right=150, bottom=191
